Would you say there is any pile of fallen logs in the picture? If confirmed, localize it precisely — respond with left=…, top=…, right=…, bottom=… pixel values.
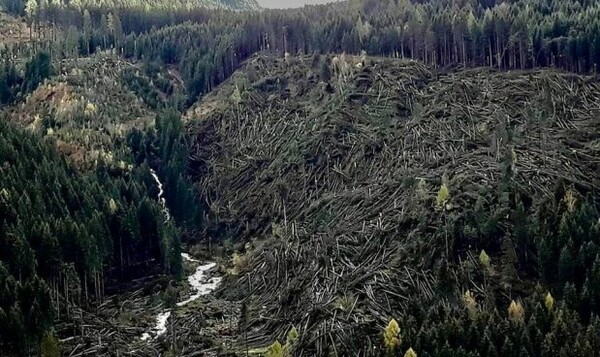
left=54, top=261, right=238, bottom=356
left=186, top=54, right=600, bottom=354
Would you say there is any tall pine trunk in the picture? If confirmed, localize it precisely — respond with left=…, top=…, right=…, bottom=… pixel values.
left=489, top=39, right=493, bottom=68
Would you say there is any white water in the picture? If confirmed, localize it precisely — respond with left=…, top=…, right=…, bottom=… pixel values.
left=177, top=260, right=223, bottom=307
left=139, top=170, right=222, bottom=341
left=181, top=253, right=198, bottom=262
left=150, top=169, right=170, bottom=223
left=140, top=311, right=171, bottom=341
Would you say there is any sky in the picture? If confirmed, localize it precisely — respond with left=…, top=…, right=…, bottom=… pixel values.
left=256, top=0, right=342, bottom=9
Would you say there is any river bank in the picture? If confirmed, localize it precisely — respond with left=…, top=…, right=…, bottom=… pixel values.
left=137, top=171, right=224, bottom=342
left=139, top=252, right=223, bottom=341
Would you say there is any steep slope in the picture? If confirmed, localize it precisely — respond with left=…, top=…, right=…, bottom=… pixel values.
left=186, top=54, right=600, bottom=355
left=4, top=53, right=181, bottom=168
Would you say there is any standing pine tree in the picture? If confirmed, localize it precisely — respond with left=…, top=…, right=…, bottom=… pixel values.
left=40, top=330, right=60, bottom=357
left=22, top=51, right=51, bottom=94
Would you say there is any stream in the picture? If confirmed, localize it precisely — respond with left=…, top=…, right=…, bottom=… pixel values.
left=140, top=170, right=222, bottom=341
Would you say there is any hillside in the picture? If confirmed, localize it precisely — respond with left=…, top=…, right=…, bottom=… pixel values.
left=185, top=54, right=600, bottom=355
left=4, top=54, right=185, bottom=168
left=2, top=0, right=600, bottom=355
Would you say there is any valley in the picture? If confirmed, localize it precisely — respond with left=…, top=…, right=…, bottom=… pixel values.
left=1, top=0, right=600, bottom=356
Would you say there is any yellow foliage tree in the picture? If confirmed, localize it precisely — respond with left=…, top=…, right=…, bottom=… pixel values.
left=286, top=326, right=298, bottom=345
left=25, top=0, right=38, bottom=20
left=404, top=347, right=417, bottom=357
left=479, top=249, right=491, bottom=268
left=508, top=300, right=525, bottom=323
left=41, top=331, right=61, bottom=357
left=282, top=326, right=299, bottom=356
left=436, top=183, right=450, bottom=209
left=545, top=292, right=555, bottom=311
left=0, top=188, right=9, bottom=201
left=564, top=189, right=577, bottom=213
left=463, top=290, right=478, bottom=319
left=265, top=341, right=283, bottom=357
left=109, top=198, right=118, bottom=214
left=84, top=102, right=97, bottom=116
left=383, top=318, right=401, bottom=355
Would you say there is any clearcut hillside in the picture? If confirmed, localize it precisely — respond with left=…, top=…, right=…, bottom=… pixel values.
left=185, top=53, right=600, bottom=355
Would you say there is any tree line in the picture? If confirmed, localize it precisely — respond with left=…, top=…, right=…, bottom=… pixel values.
left=0, top=51, right=51, bottom=104
left=2, top=0, right=257, bottom=18
left=2, top=0, right=600, bottom=105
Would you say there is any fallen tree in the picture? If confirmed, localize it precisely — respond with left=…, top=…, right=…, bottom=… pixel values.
left=187, top=54, right=600, bottom=356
